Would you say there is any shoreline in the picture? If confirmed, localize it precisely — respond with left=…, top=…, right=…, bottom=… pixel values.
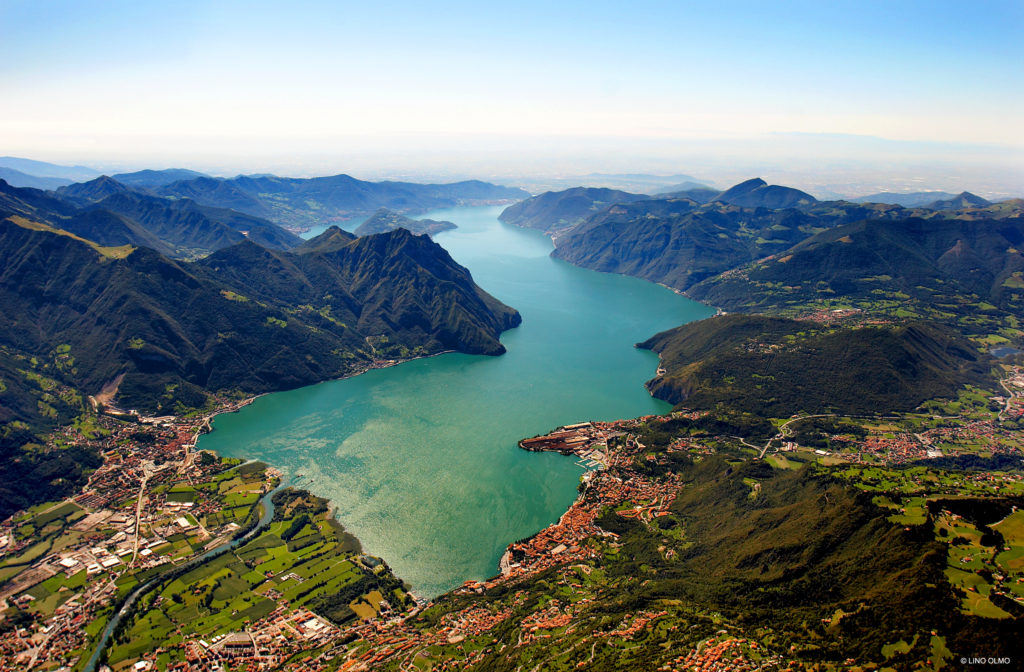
left=191, top=371, right=596, bottom=605
left=14, top=307, right=682, bottom=663
left=197, top=348, right=458, bottom=432
left=11, top=360, right=1017, bottom=669
left=186, top=348, right=463, bottom=600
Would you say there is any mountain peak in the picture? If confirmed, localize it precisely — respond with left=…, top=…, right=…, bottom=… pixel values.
left=726, top=177, right=768, bottom=193
left=88, top=175, right=122, bottom=187
left=294, top=225, right=357, bottom=255
left=55, top=175, right=131, bottom=204
left=924, top=191, right=990, bottom=210
left=714, top=178, right=815, bottom=209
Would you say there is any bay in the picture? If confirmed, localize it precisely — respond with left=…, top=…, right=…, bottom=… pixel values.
left=198, top=205, right=714, bottom=597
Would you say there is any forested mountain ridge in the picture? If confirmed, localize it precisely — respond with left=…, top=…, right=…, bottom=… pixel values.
left=85, top=190, right=303, bottom=255
left=688, top=215, right=1024, bottom=335
left=637, top=315, right=989, bottom=416
left=2, top=178, right=302, bottom=259
left=925, top=191, right=991, bottom=210
left=0, top=178, right=79, bottom=222
left=498, top=178, right=818, bottom=241
left=499, top=179, right=1024, bottom=304
left=54, top=175, right=133, bottom=205
left=548, top=196, right=904, bottom=291
left=497, top=187, right=650, bottom=235
left=0, top=218, right=520, bottom=434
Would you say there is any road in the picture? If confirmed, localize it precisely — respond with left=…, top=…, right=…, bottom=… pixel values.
left=999, top=375, right=1020, bottom=422
left=127, top=470, right=150, bottom=569
left=747, top=413, right=905, bottom=460
left=737, top=413, right=837, bottom=460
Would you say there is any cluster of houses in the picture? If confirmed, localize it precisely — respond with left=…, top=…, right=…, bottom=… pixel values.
left=0, top=413, right=275, bottom=670
left=664, top=638, right=773, bottom=672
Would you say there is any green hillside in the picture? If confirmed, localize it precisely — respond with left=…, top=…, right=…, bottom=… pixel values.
left=550, top=198, right=847, bottom=290
left=497, top=186, right=649, bottom=235
left=4, top=177, right=303, bottom=259
left=689, top=216, right=1024, bottom=337
left=0, top=219, right=519, bottom=429
left=505, top=180, right=1023, bottom=303
left=385, top=454, right=1016, bottom=671
left=638, top=315, right=989, bottom=416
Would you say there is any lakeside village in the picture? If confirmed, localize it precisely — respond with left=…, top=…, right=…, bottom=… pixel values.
left=0, top=366, right=1023, bottom=671
left=0, top=397, right=405, bottom=672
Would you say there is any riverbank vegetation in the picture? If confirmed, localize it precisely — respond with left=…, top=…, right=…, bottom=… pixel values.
left=105, top=487, right=412, bottom=669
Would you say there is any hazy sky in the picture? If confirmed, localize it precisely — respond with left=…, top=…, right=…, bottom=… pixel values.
left=1, top=0, right=1021, bottom=186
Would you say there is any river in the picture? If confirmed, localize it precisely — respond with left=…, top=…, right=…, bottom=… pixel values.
left=85, top=475, right=289, bottom=672
left=197, top=205, right=714, bottom=597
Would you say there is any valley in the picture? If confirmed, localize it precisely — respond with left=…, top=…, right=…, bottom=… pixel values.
left=1, top=172, right=1022, bottom=672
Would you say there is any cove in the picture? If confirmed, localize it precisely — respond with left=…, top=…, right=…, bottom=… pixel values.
left=197, top=205, right=714, bottom=598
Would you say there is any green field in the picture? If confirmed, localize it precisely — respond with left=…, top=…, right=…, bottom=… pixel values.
left=105, top=489, right=410, bottom=668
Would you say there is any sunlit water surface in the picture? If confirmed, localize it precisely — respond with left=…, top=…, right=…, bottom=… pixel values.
left=199, top=206, right=713, bottom=597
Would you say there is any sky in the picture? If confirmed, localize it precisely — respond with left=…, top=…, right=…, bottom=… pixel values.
left=0, top=0, right=1022, bottom=191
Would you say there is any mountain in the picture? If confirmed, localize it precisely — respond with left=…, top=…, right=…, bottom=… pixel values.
left=353, top=208, right=456, bottom=237
left=55, top=175, right=133, bottom=205
left=852, top=191, right=957, bottom=207
left=4, top=177, right=302, bottom=258
left=638, top=315, right=988, bottom=417
left=497, top=187, right=649, bottom=236
left=200, top=229, right=519, bottom=359
left=89, top=190, right=303, bottom=255
left=498, top=179, right=818, bottom=242
left=0, top=179, right=80, bottom=223
left=157, top=175, right=271, bottom=218
left=924, top=191, right=990, bottom=210
left=547, top=196, right=897, bottom=291
left=60, top=208, right=176, bottom=256
left=294, top=226, right=358, bottom=254
left=0, top=219, right=519, bottom=435
left=156, top=174, right=529, bottom=231
left=0, top=167, right=72, bottom=190
left=532, top=178, right=1023, bottom=297
left=713, top=177, right=817, bottom=209
left=110, top=168, right=209, bottom=188
left=0, top=156, right=102, bottom=182
left=688, top=216, right=1024, bottom=325
left=657, top=180, right=715, bottom=194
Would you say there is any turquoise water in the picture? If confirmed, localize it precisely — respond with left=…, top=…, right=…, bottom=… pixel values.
left=198, top=206, right=714, bottom=597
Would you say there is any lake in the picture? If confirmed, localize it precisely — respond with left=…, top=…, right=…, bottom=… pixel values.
left=197, top=205, right=714, bottom=597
